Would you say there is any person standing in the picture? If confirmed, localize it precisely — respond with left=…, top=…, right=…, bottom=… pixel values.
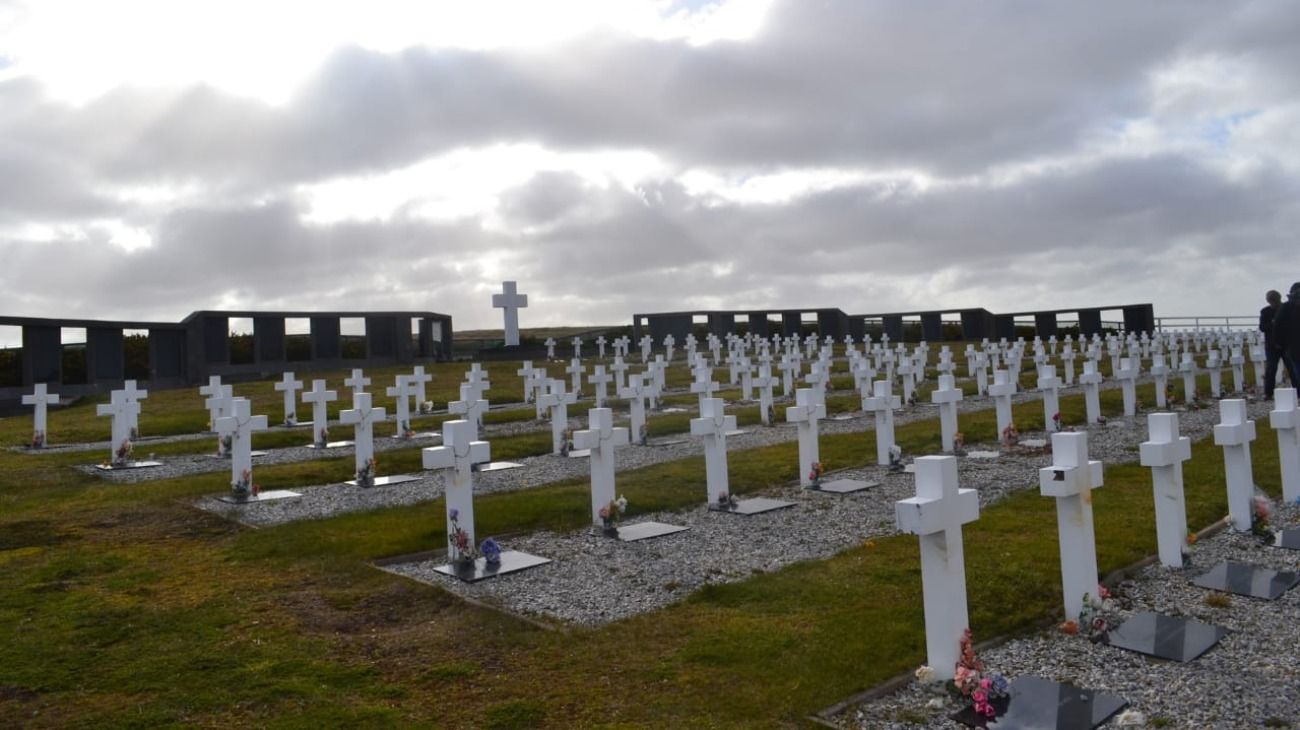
left=1261, top=290, right=1284, bottom=398
left=1274, top=282, right=1300, bottom=390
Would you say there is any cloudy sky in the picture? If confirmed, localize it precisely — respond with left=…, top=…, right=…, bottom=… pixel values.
left=1, top=0, right=1298, bottom=340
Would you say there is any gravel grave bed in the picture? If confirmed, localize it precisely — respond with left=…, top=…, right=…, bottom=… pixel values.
left=838, top=500, right=1300, bottom=729
left=377, top=396, right=1271, bottom=628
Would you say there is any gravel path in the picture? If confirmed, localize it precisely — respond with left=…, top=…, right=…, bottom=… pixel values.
left=839, top=500, right=1300, bottom=729
left=377, top=397, right=1271, bottom=628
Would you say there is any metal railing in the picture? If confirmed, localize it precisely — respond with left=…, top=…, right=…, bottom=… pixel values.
left=1155, top=316, right=1258, bottom=332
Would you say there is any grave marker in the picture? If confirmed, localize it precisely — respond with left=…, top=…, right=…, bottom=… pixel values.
left=864, top=380, right=901, bottom=466
left=538, top=379, right=578, bottom=454
left=340, top=392, right=388, bottom=486
left=491, top=281, right=528, bottom=347
left=22, top=383, right=59, bottom=448
left=931, top=374, right=963, bottom=452
left=573, top=408, right=630, bottom=525
left=1139, top=413, right=1192, bottom=568
left=786, top=388, right=826, bottom=487
left=1079, top=360, right=1104, bottom=424
left=1039, top=432, right=1104, bottom=621
left=273, top=372, right=303, bottom=426
left=987, top=369, right=1017, bottom=437
left=302, top=379, right=339, bottom=448
left=1270, top=388, right=1300, bottom=502
left=1213, top=399, right=1257, bottom=532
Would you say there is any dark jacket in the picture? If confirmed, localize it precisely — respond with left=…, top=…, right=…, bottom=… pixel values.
left=1275, top=299, right=1300, bottom=358
left=1262, top=304, right=1281, bottom=349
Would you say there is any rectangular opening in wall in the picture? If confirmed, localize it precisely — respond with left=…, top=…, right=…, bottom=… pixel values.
left=340, top=317, right=366, bottom=359
left=1014, top=316, right=1036, bottom=340
left=61, top=327, right=87, bottom=385
left=1057, top=318, right=1081, bottom=339
left=691, top=314, right=708, bottom=339
left=1100, top=310, right=1123, bottom=336
left=124, top=329, right=150, bottom=380
left=941, top=316, right=964, bottom=341
left=229, top=317, right=254, bottom=365
left=800, top=313, right=818, bottom=338
left=861, top=318, right=883, bottom=342
left=285, top=317, right=311, bottom=362
left=901, top=315, right=922, bottom=343
left=0, top=325, right=21, bottom=387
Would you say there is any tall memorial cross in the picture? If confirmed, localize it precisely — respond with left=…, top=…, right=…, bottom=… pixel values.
left=1213, top=399, right=1257, bottom=532
left=895, top=456, right=979, bottom=681
left=491, top=281, right=528, bottom=347
left=1039, top=432, right=1104, bottom=620
left=786, top=388, right=826, bottom=487
left=1139, top=413, right=1192, bottom=568
left=930, top=374, right=963, bottom=452
left=690, top=397, right=737, bottom=504
left=340, top=392, right=387, bottom=484
left=574, top=407, right=630, bottom=525
left=422, top=419, right=490, bottom=562
left=273, top=371, right=303, bottom=425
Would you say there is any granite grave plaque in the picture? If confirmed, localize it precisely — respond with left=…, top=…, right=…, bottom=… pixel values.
left=1190, top=561, right=1300, bottom=600
left=1104, top=611, right=1228, bottom=662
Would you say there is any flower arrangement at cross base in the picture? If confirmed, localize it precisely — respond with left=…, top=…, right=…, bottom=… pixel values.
left=888, top=444, right=905, bottom=473
left=129, top=427, right=140, bottom=441
left=448, top=508, right=476, bottom=566
left=914, top=629, right=1010, bottom=720
left=480, top=537, right=502, bottom=566
left=1000, top=422, right=1019, bottom=448
left=420, top=400, right=434, bottom=415
left=599, top=495, right=628, bottom=535
left=356, top=457, right=377, bottom=488
left=715, top=491, right=737, bottom=510
left=230, top=468, right=260, bottom=501
left=1052, top=411, right=1062, bottom=431
left=284, top=411, right=297, bottom=427
left=30, top=430, right=45, bottom=450
left=560, top=429, right=574, bottom=457
left=316, top=427, right=329, bottom=448
left=114, top=439, right=134, bottom=467
left=1251, top=494, right=1274, bottom=540
left=218, top=435, right=232, bottom=458
left=953, top=431, right=966, bottom=456
left=808, top=461, right=824, bottom=488
left=1060, top=584, right=1122, bottom=642
left=637, top=423, right=648, bottom=446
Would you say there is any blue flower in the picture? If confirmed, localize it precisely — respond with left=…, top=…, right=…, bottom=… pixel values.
left=988, top=674, right=1010, bottom=698
left=449, top=508, right=459, bottom=521
left=480, top=537, right=502, bottom=564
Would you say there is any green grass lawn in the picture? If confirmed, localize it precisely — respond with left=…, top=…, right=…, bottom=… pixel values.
left=0, top=350, right=1280, bottom=727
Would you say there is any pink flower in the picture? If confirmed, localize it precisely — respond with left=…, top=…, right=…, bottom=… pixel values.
left=973, top=690, right=988, bottom=704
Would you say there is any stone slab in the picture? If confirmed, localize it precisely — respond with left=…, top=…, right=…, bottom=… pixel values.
left=965, top=450, right=1000, bottom=459
left=950, top=676, right=1128, bottom=729
left=94, top=461, right=163, bottom=471
left=647, top=439, right=689, bottom=447
left=432, top=550, right=551, bottom=583
left=808, top=478, right=878, bottom=494
left=725, top=429, right=749, bottom=437
left=659, top=407, right=689, bottom=413
left=709, top=497, right=796, bottom=515
left=829, top=414, right=855, bottom=421
left=1020, top=438, right=1048, bottom=449
left=305, top=441, right=355, bottom=449
left=344, top=474, right=422, bottom=488
left=613, top=521, right=689, bottom=542
left=1190, top=561, right=1300, bottom=600
left=475, top=461, right=525, bottom=472
left=1104, top=611, right=1228, bottom=662
left=566, top=449, right=592, bottom=458
left=216, top=489, right=302, bottom=504
left=1270, top=528, right=1300, bottom=551
left=276, top=421, right=314, bottom=428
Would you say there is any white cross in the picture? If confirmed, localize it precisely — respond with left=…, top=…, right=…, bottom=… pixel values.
left=689, top=363, right=719, bottom=411
left=564, top=357, right=585, bottom=397
left=22, top=383, right=59, bottom=446
left=96, top=390, right=140, bottom=465
left=786, top=388, right=826, bottom=487
left=491, top=281, right=528, bottom=347
left=464, top=363, right=490, bottom=402
left=537, top=379, right=578, bottom=454
left=1205, top=349, right=1223, bottom=398
left=589, top=364, right=612, bottom=407
left=529, top=367, right=549, bottom=420
left=895, top=455, right=979, bottom=681
left=198, top=374, right=223, bottom=400
left=387, top=374, right=417, bottom=439
left=517, top=360, right=535, bottom=404
left=1178, top=352, right=1197, bottom=401
left=611, top=355, right=629, bottom=392
left=1116, top=357, right=1139, bottom=417
left=690, top=398, right=737, bottom=505
left=204, top=384, right=235, bottom=454
left=422, top=419, right=490, bottom=562
left=639, top=335, right=652, bottom=364
left=1213, top=399, right=1257, bottom=531
left=340, top=392, right=387, bottom=483
left=663, top=334, right=676, bottom=361
left=619, top=373, right=652, bottom=444
left=302, top=379, right=338, bottom=446
left=1036, top=364, right=1062, bottom=433
left=448, top=383, right=489, bottom=440
left=754, top=365, right=779, bottom=426
left=120, top=379, right=147, bottom=437
left=864, top=380, right=901, bottom=466
left=804, top=363, right=828, bottom=406
left=896, top=359, right=916, bottom=403
left=595, top=335, right=607, bottom=359
left=987, top=369, right=1017, bottom=437
left=574, top=407, right=630, bottom=525
left=931, top=374, right=964, bottom=452
left=1139, top=412, right=1192, bottom=568
left=1229, top=346, right=1245, bottom=393
left=1039, top=432, right=1104, bottom=621
left=215, top=398, right=269, bottom=495
left=1078, top=360, right=1104, bottom=424
left=1060, top=347, right=1076, bottom=387
left=1270, top=388, right=1300, bottom=503
left=273, top=371, right=303, bottom=425
left=344, top=369, right=371, bottom=397
left=571, top=336, right=584, bottom=360
left=778, top=356, right=800, bottom=397
left=1251, top=345, right=1267, bottom=390
left=1149, top=354, right=1170, bottom=409
left=545, top=337, right=557, bottom=359
left=410, top=365, right=433, bottom=412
